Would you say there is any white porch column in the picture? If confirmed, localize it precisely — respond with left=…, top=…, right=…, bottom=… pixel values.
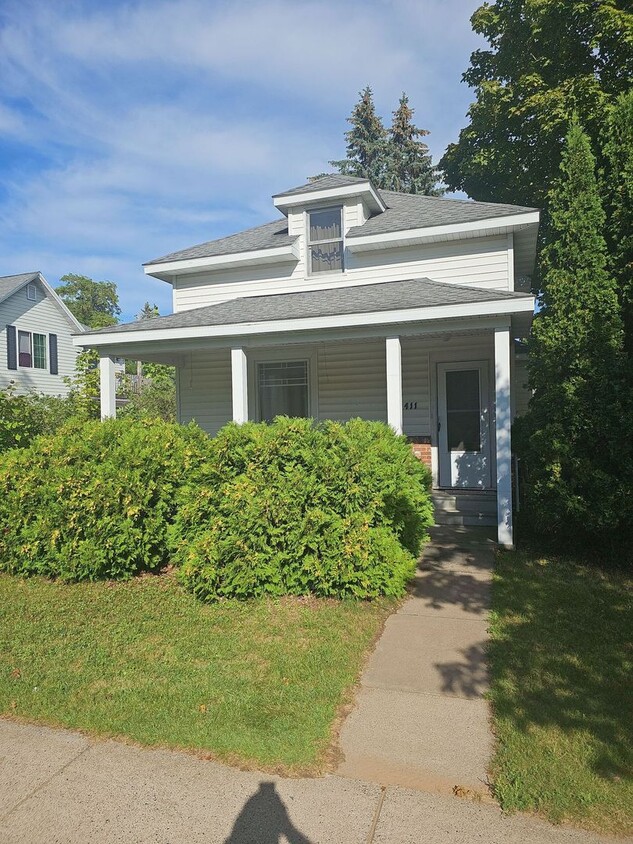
left=99, top=354, right=116, bottom=420
left=231, top=346, right=248, bottom=424
left=386, top=336, right=403, bottom=435
left=494, top=327, right=513, bottom=548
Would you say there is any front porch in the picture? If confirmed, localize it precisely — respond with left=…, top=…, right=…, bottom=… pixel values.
left=94, top=324, right=520, bottom=547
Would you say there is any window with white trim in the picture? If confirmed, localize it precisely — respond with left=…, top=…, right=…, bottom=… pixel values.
left=307, top=207, right=343, bottom=273
left=257, top=360, right=309, bottom=422
left=18, top=330, right=47, bottom=369
left=26, top=283, right=36, bottom=301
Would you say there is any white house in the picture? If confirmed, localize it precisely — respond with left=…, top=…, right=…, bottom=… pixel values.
left=75, top=175, right=539, bottom=547
left=1, top=271, right=83, bottom=395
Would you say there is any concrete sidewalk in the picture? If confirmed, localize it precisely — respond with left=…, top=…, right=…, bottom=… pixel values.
left=0, top=721, right=616, bottom=843
left=337, top=526, right=497, bottom=797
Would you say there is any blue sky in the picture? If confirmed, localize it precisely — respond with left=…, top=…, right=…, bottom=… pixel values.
left=0, top=0, right=484, bottom=320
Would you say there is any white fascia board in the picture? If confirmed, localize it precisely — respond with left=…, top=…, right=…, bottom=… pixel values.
left=273, top=183, right=386, bottom=215
left=143, top=242, right=299, bottom=279
left=74, top=296, right=534, bottom=348
left=346, top=212, right=540, bottom=251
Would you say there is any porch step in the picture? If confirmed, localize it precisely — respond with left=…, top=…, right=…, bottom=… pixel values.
left=432, top=490, right=497, bottom=527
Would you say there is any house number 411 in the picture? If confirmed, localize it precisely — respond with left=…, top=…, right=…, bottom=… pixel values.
left=404, top=401, right=418, bottom=410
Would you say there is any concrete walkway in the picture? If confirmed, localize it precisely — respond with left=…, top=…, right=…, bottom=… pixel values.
left=337, top=526, right=497, bottom=797
left=0, top=721, right=617, bottom=843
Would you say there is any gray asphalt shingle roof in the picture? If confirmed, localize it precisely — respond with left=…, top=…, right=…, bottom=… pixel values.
left=272, top=174, right=370, bottom=197
left=144, top=219, right=296, bottom=266
left=81, top=277, right=528, bottom=337
left=347, top=189, right=537, bottom=238
left=0, top=272, right=39, bottom=303
left=145, top=175, right=538, bottom=267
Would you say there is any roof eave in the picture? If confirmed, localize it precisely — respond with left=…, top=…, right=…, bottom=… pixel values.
left=273, top=181, right=386, bottom=216
left=74, top=296, right=535, bottom=348
left=144, top=241, right=301, bottom=281
left=346, top=212, right=540, bottom=252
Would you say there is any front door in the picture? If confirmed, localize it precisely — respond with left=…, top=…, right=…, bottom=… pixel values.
left=437, top=362, right=491, bottom=489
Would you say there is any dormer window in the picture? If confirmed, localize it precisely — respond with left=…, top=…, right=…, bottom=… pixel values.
left=308, top=207, right=343, bottom=273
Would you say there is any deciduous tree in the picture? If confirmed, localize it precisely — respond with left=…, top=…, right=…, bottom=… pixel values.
left=441, top=0, right=633, bottom=209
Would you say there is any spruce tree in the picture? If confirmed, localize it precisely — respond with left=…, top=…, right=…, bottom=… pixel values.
left=516, top=120, right=628, bottom=552
left=329, top=86, right=388, bottom=186
left=385, top=94, right=442, bottom=195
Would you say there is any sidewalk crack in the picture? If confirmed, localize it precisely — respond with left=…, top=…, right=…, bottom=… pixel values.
left=366, top=785, right=387, bottom=844
left=0, top=742, right=91, bottom=824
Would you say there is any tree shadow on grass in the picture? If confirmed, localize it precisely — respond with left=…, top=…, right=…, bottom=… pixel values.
left=223, top=781, right=314, bottom=844
left=488, top=550, right=633, bottom=782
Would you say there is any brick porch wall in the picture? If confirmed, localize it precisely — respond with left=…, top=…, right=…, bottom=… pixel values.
left=407, top=436, right=432, bottom=470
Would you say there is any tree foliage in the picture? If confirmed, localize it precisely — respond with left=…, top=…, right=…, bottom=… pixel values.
left=329, top=86, right=388, bottom=186
left=56, top=273, right=121, bottom=329
left=602, top=89, right=633, bottom=363
left=441, top=0, right=633, bottom=209
left=330, top=87, right=441, bottom=194
left=385, top=94, right=442, bottom=195
left=515, top=120, right=630, bottom=553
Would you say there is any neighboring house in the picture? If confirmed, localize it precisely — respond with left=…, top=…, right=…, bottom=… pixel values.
left=1, top=272, right=83, bottom=396
left=75, top=175, right=539, bottom=546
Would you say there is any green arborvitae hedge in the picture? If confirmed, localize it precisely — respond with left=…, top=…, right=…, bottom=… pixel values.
left=169, top=417, right=433, bottom=601
left=0, top=416, right=433, bottom=598
left=0, top=417, right=210, bottom=581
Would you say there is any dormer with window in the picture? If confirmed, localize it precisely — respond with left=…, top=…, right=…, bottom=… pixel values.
left=307, top=207, right=343, bottom=273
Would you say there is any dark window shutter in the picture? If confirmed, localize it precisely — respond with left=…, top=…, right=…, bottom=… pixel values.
left=6, top=325, right=17, bottom=370
left=49, top=334, right=58, bottom=375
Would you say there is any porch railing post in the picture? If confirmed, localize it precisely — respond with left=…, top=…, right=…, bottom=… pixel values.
left=386, top=336, right=403, bottom=435
left=99, top=354, right=117, bottom=420
left=494, top=327, right=513, bottom=548
left=231, top=346, right=248, bottom=424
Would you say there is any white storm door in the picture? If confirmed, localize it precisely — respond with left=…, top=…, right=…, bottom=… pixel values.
left=438, top=362, right=491, bottom=489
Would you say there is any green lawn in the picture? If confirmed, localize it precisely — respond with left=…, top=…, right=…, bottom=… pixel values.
left=488, top=549, right=633, bottom=836
left=0, top=573, right=395, bottom=772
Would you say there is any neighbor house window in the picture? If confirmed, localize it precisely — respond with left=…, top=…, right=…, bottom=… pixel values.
left=33, top=333, right=47, bottom=369
left=17, top=331, right=47, bottom=369
left=308, top=207, right=343, bottom=273
left=26, top=283, right=36, bottom=301
left=257, top=360, right=309, bottom=422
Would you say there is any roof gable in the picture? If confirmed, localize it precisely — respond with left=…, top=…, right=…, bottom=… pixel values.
left=0, top=271, right=84, bottom=331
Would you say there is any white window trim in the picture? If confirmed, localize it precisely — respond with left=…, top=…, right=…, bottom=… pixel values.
left=306, top=205, right=344, bottom=276
left=249, top=346, right=319, bottom=422
left=26, top=283, right=36, bottom=301
left=17, top=329, right=48, bottom=370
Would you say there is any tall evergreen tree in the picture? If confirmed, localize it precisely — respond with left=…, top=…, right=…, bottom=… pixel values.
left=329, top=86, right=388, bottom=186
left=385, top=94, right=442, bottom=195
left=602, top=90, right=633, bottom=364
left=516, top=120, right=628, bottom=552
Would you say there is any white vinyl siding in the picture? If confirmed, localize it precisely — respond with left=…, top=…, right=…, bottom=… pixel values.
left=0, top=281, right=79, bottom=395
left=178, top=348, right=232, bottom=435
left=317, top=340, right=387, bottom=423
left=171, top=234, right=512, bottom=312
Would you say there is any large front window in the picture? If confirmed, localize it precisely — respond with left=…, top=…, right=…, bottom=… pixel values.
left=308, top=207, right=343, bottom=273
left=257, top=360, right=309, bottom=422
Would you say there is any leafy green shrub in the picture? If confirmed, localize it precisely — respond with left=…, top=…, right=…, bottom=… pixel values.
left=0, top=417, right=210, bottom=581
left=0, top=386, right=79, bottom=452
left=170, top=417, right=433, bottom=601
